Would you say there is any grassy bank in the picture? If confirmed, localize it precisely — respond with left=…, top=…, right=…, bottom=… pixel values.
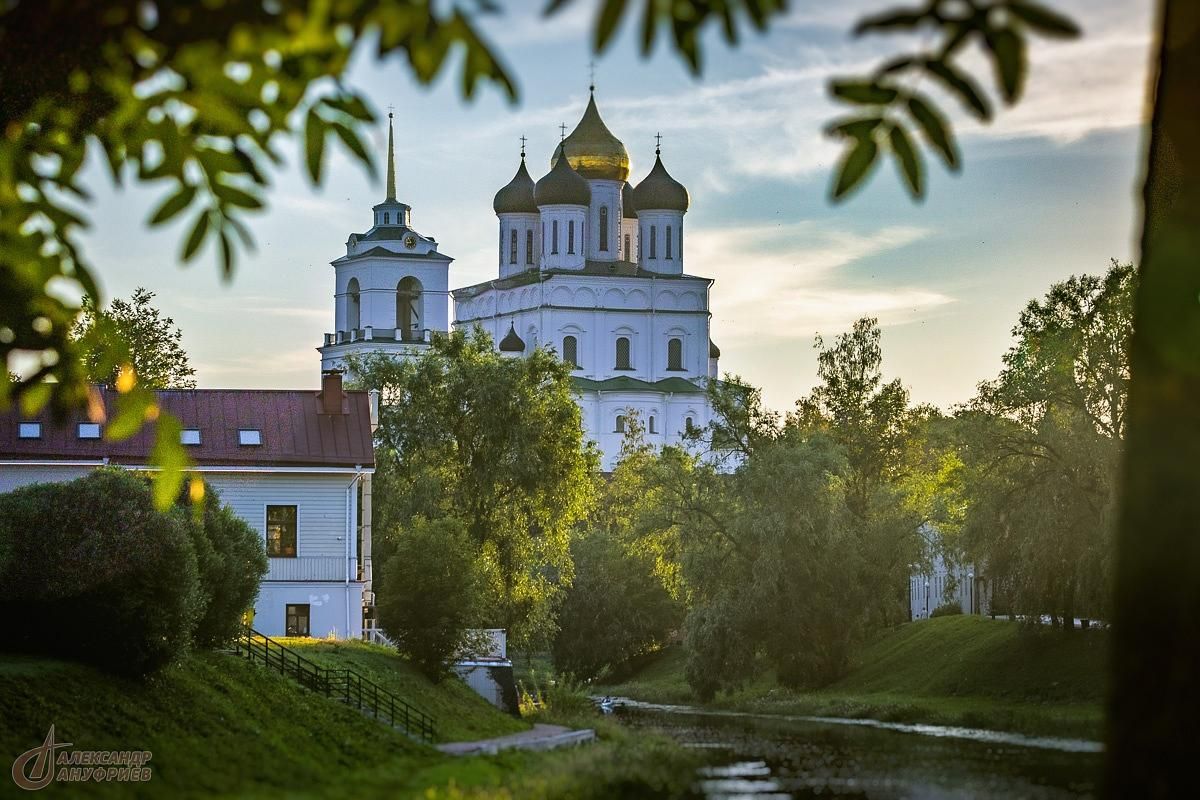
left=599, top=616, right=1108, bottom=739
left=1, top=642, right=699, bottom=799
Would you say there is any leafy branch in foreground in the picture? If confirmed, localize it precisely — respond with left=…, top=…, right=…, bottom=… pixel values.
left=827, top=0, right=1080, bottom=200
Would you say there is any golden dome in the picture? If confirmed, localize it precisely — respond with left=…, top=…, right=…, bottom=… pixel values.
left=552, top=94, right=630, bottom=182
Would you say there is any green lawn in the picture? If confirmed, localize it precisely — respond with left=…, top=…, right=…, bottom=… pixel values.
left=599, top=616, right=1108, bottom=739
left=1, top=644, right=698, bottom=798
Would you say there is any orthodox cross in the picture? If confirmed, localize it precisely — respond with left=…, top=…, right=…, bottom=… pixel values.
left=589, top=60, right=596, bottom=92
left=655, top=131, right=662, bottom=155
left=519, top=135, right=527, bottom=158
left=559, top=122, right=567, bottom=141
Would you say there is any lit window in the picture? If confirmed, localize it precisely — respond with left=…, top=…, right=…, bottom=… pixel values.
left=266, top=505, right=298, bottom=558
left=239, top=429, right=262, bottom=446
left=667, top=337, right=683, bottom=371
left=181, top=428, right=201, bottom=445
left=599, top=206, right=609, bottom=251
left=78, top=423, right=101, bottom=439
left=18, top=422, right=40, bottom=439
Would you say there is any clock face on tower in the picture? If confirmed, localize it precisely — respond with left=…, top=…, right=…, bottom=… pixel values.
left=404, top=234, right=417, bottom=249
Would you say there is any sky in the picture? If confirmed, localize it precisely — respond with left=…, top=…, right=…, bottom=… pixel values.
left=77, top=0, right=1155, bottom=413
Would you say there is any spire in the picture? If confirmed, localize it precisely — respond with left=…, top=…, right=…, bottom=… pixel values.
left=385, top=111, right=396, bottom=202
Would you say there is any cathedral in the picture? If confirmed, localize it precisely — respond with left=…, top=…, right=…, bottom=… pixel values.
left=319, top=92, right=721, bottom=469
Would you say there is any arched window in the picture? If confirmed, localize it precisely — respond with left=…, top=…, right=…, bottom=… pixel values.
left=383, top=212, right=390, bottom=224
left=625, top=233, right=631, bottom=259
left=615, top=414, right=627, bottom=433
left=667, top=337, right=683, bottom=370
left=665, top=225, right=673, bottom=259
left=685, top=416, right=695, bottom=433
left=568, top=220, right=575, bottom=254
left=562, top=335, right=578, bottom=368
left=396, top=276, right=422, bottom=341
left=526, top=230, right=534, bottom=265
left=649, top=225, right=657, bottom=259
left=346, top=278, right=360, bottom=331
left=509, top=229, right=517, bottom=264
left=649, top=416, right=657, bottom=434
left=615, top=336, right=632, bottom=370
left=599, top=206, right=609, bottom=251
left=551, top=220, right=559, bottom=254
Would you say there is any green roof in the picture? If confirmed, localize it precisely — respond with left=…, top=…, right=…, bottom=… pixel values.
left=570, top=376, right=706, bottom=394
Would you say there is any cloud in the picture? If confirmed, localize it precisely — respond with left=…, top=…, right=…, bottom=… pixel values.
left=684, top=222, right=954, bottom=344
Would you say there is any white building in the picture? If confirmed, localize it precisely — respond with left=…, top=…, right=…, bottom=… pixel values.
left=324, top=96, right=722, bottom=470
left=0, top=372, right=375, bottom=639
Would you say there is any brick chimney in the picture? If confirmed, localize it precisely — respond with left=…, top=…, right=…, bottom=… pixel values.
left=320, top=370, right=345, bottom=415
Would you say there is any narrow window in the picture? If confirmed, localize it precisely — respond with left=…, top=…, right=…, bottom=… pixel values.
left=666, top=225, right=673, bottom=259
left=397, top=277, right=422, bottom=341
left=667, top=337, right=683, bottom=370
left=78, top=422, right=101, bottom=439
left=650, top=226, right=657, bottom=259
left=509, top=229, right=517, bottom=264
left=562, top=335, right=578, bottom=368
left=599, top=206, right=609, bottom=251
left=384, top=212, right=390, bottom=224
left=18, top=422, right=40, bottom=439
left=615, top=414, right=626, bottom=433
left=526, top=230, right=534, bottom=265
left=685, top=416, right=695, bottom=433
left=181, top=428, right=201, bottom=445
left=625, top=233, right=631, bottom=260
left=649, top=416, right=657, bottom=434
left=615, top=336, right=632, bottom=370
left=552, top=220, right=559, bottom=254
left=679, top=226, right=683, bottom=260
left=568, top=220, right=575, bottom=254
left=266, top=505, right=298, bottom=558
left=285, top=604, right=310, bottom=637
left=638, top=232, right=642, bottom=261
left=346, top=278, right=361, bottom=331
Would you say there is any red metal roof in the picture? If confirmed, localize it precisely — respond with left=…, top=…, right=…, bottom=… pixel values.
left=0, top=388, right=375, bottom=469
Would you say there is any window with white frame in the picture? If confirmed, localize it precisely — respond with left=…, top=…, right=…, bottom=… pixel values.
left=266, top=505, right=298, bottom=558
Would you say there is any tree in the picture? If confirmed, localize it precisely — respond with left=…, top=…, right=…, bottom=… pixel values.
left=376, top=517, right=483, bottom=681
left=347, top=329, right=597, bottom=649
left=72, top=288, right=197, bottom=389
left=952, top=261, right=1132, bottom=625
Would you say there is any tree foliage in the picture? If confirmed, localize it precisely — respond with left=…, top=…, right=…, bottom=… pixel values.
left=72, top=287, right=196, bottom=389
left=348, top=329, right=597, bottom=649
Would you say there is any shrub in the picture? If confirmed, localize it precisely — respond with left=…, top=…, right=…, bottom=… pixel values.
left=931, top=602, right=964, bottom=618
left=182, top=492, right=268, bottom=647
left=376, top=516, right=481, bottom=680
left=0, top=468, right=201, bottom=675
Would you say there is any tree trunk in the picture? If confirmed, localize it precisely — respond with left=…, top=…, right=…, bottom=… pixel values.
left=1107, top=1, right=1200, bottom=794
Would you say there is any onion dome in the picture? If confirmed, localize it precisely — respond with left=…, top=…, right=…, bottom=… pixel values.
left=633, top=153, right=689, bottom=213
left=493, top=158, right=538, bottom=214
left=553, top=94, right=630, bottom=182
left=709, top=339, right=721, bottom=358
left=622, top=182, right=638, bottom=219
left=535, top=146, right=591, bottom=207
left=499, top=323, right=526, bottom=353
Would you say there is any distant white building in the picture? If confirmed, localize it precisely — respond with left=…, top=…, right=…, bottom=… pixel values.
left=322, top=96, right=723, bottom=470
left=910, top=551, right=992, bottom=619
left=0, top=372, right=375, bottom=639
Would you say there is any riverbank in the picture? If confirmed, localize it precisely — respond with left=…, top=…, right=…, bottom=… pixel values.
left=598, top=616, right=1107, bottom=740
left=1, top=642, right=699, bottom=798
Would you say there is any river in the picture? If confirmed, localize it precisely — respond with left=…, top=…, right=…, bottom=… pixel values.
left=610, top=699, right=1103, bottom=799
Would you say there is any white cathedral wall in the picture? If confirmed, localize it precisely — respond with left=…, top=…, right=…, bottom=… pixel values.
left=334, top=258, right=450, bottom=334
left=637, top=210, right=684, bottom=274
left=498, top=213, right=539, bottom=278
left=621, top=216, right=639, bottom=262
left=538, top=205, right=588, bottom=270
left=585, top=179, right=622, bottom=262
left=577, top=389, right=714, bottom=471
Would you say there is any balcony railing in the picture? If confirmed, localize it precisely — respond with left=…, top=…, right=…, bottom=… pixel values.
left=323, top=328, right=432, bottom=346
left=266, top=556, right=359, bottom=582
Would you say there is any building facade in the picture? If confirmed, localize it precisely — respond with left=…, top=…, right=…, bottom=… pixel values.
left=324, top=96, right=722, bottom=470
left=0, top=373, right=375, bottom=639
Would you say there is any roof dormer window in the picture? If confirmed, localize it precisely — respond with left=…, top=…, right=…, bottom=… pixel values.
left=181, top=428, right=201, bottom=446
left=238, top=429, right=262, bottom=446
left=78, top=423, right=101, bottom=439
left=18, top=422, right=41, bottom=439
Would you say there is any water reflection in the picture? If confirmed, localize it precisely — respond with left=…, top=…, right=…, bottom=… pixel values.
left=615, top=702, right=1102, bottom=799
